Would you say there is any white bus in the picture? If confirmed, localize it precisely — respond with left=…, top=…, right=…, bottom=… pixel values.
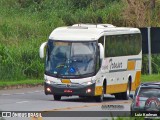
left=40, top=24, right=142, bottom=102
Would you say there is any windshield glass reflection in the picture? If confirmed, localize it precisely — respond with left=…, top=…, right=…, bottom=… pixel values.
left=45, top=40, right=97, bottom=78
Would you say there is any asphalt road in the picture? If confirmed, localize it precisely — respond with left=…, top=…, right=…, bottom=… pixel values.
left=0, top=86, right=132, bottom=120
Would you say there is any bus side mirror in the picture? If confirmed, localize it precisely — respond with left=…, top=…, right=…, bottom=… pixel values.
left=98, top=43, right=104, bottom=60
left=40, top=42, right=47, bottom=59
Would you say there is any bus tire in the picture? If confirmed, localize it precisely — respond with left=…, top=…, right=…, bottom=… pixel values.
left=115, top=94, right=119, bottom=99
left=95, top=86, right=104, bottom=102
left=115, top=93, right=122, bottom=100
left=122, top=81, right=130, bottom=100
left=53, top=95, right=61, bottom=101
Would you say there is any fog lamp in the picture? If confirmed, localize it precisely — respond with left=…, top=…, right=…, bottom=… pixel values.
left=46, top=87, right=51, bottom=92
left=86, top=88, right=91, bottom=93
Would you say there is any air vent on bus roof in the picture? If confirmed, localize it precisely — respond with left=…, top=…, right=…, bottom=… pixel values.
left=72, top=23, right=116, bottom=28
left=98, top=24, right=116, bottom=28
left=68, top=26, right=88, bottom=29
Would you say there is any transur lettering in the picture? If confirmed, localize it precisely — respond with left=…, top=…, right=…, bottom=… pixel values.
left=109, top=59, right=122, bottom=70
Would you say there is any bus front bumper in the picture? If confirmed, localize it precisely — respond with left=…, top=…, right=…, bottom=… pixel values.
left=44, top=82, right=95, bottom=96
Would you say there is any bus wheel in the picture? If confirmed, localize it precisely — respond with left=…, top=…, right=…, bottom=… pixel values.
left=122, top=82, right=130, bottom=100
left=53, top=95, right=61, bottom=101
left=115, top=93, right=122, bottom=100
left=95, top=87, right=104, bottom=102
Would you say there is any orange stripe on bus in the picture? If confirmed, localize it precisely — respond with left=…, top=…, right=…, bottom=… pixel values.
left=127, top=60, right=136, bottom=70
left=131, top=71, right=141, bottom=91
left=106, top=83, right=127, bottom=94
left=106, top=71, right=141, bottom=94
left=95, top=86, right=102, bottom=95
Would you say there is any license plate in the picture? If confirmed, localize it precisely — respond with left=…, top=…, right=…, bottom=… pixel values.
left=64, top=89, right=73, bottom=93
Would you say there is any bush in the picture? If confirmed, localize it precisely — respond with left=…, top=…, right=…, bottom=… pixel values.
left=0, top=0, right=160, bottom=81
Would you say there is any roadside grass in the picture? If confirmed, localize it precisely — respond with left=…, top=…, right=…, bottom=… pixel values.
left=141, top=74, right=160, bottom=82
left=0, top=79, right=43, bottom=88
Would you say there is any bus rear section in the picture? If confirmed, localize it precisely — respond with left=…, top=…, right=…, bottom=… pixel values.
left=99, top=33, right=142, bottom=100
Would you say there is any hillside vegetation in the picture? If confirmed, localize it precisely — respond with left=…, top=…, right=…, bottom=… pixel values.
left=0, top=0, right=160, bottom=81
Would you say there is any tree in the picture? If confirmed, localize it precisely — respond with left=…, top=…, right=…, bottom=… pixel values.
left=123, top=0, right=151, bottom=27
left=150, top=0, right=155, bottom=9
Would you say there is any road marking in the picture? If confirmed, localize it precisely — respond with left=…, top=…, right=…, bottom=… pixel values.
left=43, top=100, right=132, bottom=111
left=16, top=101, right=29, bottom=104
left=0, top=90, right=44, bottom=96
left=35, top=90, right=44, bottom=92
left=37, top=100, right=131, bottom=119
left=14, top=93, right=25, bottom=95
left=1, top=94, right=11, bottom=96
left=27, top=90, right=44, bottom=94
left=31, top=117, right=43, bottom=120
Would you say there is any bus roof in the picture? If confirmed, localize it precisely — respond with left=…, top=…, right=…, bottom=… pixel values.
left=49, top=24, right=141, bottom=41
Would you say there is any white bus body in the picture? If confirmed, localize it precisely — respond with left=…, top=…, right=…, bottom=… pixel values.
left=40, top=24, right=142, bottom=102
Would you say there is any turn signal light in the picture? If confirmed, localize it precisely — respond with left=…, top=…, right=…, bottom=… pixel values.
left=136, top=96, right=140, bottom=107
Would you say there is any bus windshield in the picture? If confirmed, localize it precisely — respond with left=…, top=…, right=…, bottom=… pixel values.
left=45, top=40, right=97, bottom=78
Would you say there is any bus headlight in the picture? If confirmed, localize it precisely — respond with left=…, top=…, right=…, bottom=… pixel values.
left=45, top=80, right=54, bottom=84
left=81, top=81, right=93, bottom=85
